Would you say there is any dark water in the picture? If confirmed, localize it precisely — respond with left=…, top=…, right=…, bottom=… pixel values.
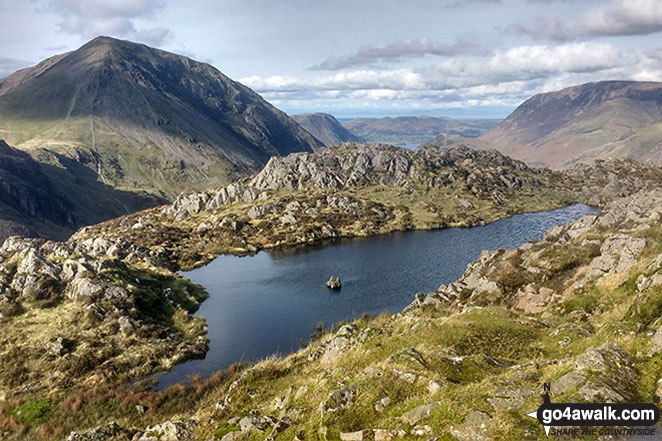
left=155, top=204, right=597, bottom=387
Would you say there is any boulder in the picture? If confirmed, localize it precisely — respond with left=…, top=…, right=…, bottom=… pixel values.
left=320, top=385, right=357, bottom=416
left=66, top=422, right=135, bottom=441
left=239, top=411, right=276, bottom=432
left=398, top=402, right=440, bottom=425
left=133, top=420, right=196, bottom=441
left=326, top=276, right=342, bottom=290
left=573, top=344, right=637, bottom=402
left=450, top=411, right=493, bottom=441
left=340, top=430, right=374, bottom=441
left=374, top=395, right=390, bottom=413
left=550, top=370, right=588, bottom=395
left=487, top=385, right=535, bottom=411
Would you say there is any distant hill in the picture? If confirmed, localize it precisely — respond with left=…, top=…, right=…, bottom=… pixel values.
left=290, top=113, right=363, bottom=146
left=481, top=81, right=662, bottom=168
left=421, top=133, right=501, bottom=150
left=0, top=36, right=320, bottom=202
left=343, top=116, right=499, bottom=145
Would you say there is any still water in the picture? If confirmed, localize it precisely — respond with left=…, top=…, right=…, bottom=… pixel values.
left=156, top=204, right=597, bottom=386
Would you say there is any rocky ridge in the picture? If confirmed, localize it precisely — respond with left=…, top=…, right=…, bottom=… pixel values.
left=74, top=144, right=577, bottom=270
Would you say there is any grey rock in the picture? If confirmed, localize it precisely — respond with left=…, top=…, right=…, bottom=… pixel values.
left=374, top=395, right=390, bottom=413
left=239, top=411, right=275, bottom=432
left=340, top=430, right=374, bottom=441
left=398, top=402, right=440, bottom=425
left=320, top=385, right=357, bottom=416
left=450, top=411, right=493, bottom=441
left=487, top=385, right=535, bottom=411
left=294, top=385, right=308, bottom=400
left=132, top=420, right=196, bottom=441
left=574, top=344, right=634, bottom=372
left=47, top=337, right=71, bottom=357
left=550, top=370, right=588, bottom=395
left=66, top=422, right=135, bottom=441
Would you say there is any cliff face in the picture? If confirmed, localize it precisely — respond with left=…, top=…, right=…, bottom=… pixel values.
left=0, top=140, right=75, bottom=242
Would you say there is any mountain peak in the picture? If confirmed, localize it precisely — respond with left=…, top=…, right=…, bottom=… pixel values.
left=481, top=80, right=662, bottom=168
left=0, top=37, right=321, bottom=220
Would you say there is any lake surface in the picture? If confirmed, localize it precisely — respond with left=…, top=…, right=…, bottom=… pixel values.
left=156, top=204, right=597, bottom=387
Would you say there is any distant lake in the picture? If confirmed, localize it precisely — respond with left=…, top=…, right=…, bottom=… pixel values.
left=155, top=204, right=598, bottom=387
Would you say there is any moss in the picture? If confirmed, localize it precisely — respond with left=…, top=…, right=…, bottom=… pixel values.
left=627, top=285, right=662, bottom=326
left=214, top=424, right=241, bottom=439
left=562, top=291, right=600, bottom=315
left=10, top=400, right=52, bottom=424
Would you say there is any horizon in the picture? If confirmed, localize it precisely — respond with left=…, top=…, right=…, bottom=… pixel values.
left=2, top=1, right=662, bottom=118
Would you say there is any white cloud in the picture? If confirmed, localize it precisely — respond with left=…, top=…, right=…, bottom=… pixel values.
left=514, top=0, right=662, bottom=40
left=241, top=42, right=662, bottom=111
left=311, top=37, right=487, bottom=70
left=51, top=0, right=170, bottom=46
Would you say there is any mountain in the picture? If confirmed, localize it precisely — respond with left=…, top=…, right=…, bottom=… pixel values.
left=343, top=116, right=499, bottom=145
left=481, top=81, right=662, bottom=168
left=290, top=113, right=363, bottom=146
left=0, top=36, right=321, bottom=204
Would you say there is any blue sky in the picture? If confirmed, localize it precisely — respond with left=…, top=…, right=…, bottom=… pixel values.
left=2, top=0, right=662, bottom=118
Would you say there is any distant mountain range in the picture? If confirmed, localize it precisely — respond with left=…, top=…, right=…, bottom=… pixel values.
left=290, top=113, right=363, bottom=146
left=477, top=81, right=662, bottom=168
left=0, top=36, right=321, bottom=240
left=343, top=116, right=499, bottom=145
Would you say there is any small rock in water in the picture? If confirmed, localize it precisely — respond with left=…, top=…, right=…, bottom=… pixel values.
left=326, top=276, right=341, bottom=290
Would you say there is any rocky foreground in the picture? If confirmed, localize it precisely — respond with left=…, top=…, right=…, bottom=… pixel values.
left=1, top=144, right=662, bottom=440
left=64, top=181, right=662, bottom=440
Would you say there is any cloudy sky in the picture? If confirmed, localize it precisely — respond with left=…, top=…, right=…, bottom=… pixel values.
left=2, top=0, right=662, bottom=118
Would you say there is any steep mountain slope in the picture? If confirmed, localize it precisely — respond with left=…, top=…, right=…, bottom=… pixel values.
left=0, top=36, right=321, bottom=203
left=344, top=116, right=498, bottom=145
left=481, top=81, right=662, bottom=168
left=290, top=113, right=363, bottom=146
left=0, top=140, right=75, bottom=242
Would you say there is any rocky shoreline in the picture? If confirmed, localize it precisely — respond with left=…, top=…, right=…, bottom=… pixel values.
left=63, top=186, right=662, bottom=441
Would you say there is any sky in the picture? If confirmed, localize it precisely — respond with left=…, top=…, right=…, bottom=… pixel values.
left=1, top=0, right=662, bottom=118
